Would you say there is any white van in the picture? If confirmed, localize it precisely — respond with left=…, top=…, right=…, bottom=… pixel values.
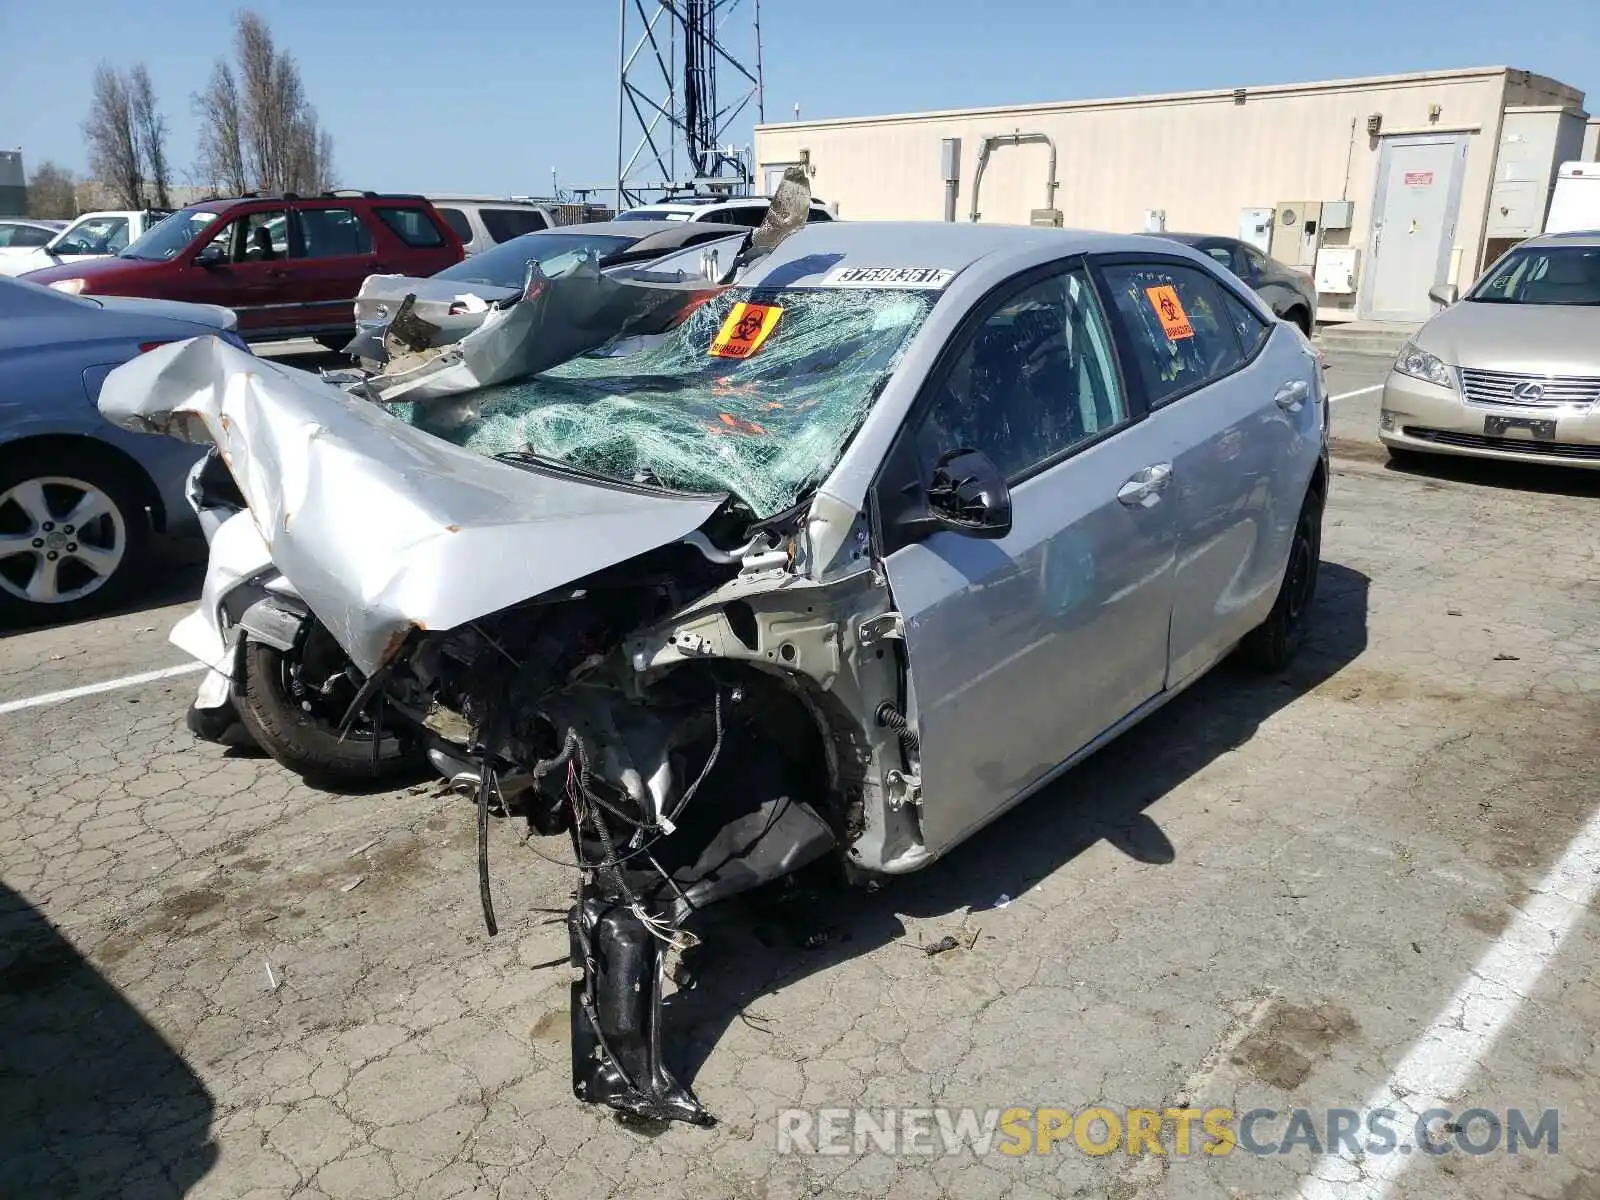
left=1544, top=162, right=1600, bottom=235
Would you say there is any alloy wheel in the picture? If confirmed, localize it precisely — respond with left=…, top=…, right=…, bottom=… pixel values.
left=0, top=475, right=128, bottom=605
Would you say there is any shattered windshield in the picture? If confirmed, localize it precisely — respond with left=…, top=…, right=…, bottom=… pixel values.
left=405, top=286, right=937, bottom=517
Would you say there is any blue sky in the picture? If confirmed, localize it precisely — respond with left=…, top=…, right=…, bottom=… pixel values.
left=2, top=0, right=1595, bottom=201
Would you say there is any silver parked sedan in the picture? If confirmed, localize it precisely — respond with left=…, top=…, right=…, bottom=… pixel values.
left=1380, top=230, right=1600, bottom=468
left=102, top=222, right=1327, bottom=1125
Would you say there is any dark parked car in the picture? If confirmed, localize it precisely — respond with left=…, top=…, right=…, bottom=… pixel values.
left=0, top=277, right=245, bottom=624
left=1158, top=233, right=1317, bottom=335
left=21, top=193, right=464, bottom=347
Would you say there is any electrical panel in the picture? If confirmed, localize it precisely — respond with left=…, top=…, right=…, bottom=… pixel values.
left=1322, top=200, right=1354, bottom=230
left=1271, top=201, right=1322, bottom=269
left=1238, top=207, right=1273, bottom=254
left=1030, top=208, right=1063, bottom=227
left=1315, top=247, right=1360, bottom=295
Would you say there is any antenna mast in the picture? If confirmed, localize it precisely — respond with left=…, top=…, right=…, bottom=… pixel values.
left=615, top=0, right=764, bottom=210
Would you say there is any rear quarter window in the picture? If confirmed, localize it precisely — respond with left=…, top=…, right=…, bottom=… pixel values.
left=437, top=207, right=473, bottom=243
left=480, top=208, right=550, bottom=242
left=373, top=206, right=447, bottom=248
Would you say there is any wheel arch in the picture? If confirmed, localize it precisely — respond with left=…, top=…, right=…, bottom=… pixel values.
left=0, top=433, right=165, bottom=532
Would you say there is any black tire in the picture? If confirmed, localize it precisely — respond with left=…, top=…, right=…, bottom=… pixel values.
left=0, top=448, right=152, bottom=626
left=235, top=633, right=425, bottom=785
left=1284, top=307, right=1312, bottom=337
left=315, top=333, right=354, bottom=354
left=1238, top=487, right=1323, bottom=672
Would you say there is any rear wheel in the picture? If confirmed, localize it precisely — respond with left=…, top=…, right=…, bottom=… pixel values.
left=1284, top=306, right=1312, bottom=337
left=1238, top=487, right=1322, bottom=672
left=0, top=450, right=151, bottom=625
left=235, top=622, right=425, bottom=785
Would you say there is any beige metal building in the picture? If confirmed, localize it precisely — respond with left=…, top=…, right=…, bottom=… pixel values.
left=754, top=67, right=1591, bottom=323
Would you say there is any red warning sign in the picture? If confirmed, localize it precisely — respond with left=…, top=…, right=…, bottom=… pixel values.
left=1404, top=171, right=1434, bottom=187
left=709, top=302, right=783, bottom=359
left=1145, top=285, right=1195, bottom=341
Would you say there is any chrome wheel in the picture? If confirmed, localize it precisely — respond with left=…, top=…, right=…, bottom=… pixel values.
left=0, top=475, right=128, bottom=606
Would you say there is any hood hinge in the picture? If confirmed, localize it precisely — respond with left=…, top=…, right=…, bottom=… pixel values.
left=858, top=611, right=905, bottom=646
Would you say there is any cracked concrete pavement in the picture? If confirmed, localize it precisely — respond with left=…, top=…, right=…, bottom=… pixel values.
left=2, top=377, right=1597, bottom=1199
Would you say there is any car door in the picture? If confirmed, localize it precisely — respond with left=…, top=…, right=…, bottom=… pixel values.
left=874, top=260, right=1179, bottom=854
left=168, top=208, right=295, bottom=335
left=1094, top=256, right=1321, bottom=688
left=289, top=205, right=380, bottom=336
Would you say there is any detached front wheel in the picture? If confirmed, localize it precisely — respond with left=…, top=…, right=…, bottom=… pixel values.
left=235, top=621, right=424, bottom=785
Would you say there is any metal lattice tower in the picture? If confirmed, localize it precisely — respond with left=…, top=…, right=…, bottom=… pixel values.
left=615, top=0, right=765, bottom=209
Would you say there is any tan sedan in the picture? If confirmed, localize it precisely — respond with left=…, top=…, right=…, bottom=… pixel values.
left=1379, top=230, right=1600, bottom=469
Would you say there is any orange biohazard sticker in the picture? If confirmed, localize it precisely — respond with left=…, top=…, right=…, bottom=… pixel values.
left=709, top=302, right=783, bottom=359
left=1145, top=285, right=1195, bottom=340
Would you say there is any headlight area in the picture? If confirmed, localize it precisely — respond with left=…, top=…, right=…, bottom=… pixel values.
left=1393, top=342, right=1457, bottom=389
left=48, top=278, right=88, bottom=295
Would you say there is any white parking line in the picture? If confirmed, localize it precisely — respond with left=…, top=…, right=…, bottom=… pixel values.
left=0, top=662, right=204, bottom=717
left=1291, top=803, right=1600, bottom=1198
left=1330, top=384, right=1383, bottom=403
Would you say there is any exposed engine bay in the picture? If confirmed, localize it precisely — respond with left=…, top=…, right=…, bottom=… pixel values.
left=369, top=519, right=909, bottom=1124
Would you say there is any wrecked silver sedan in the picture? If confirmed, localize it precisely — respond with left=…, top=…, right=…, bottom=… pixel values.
left=99, top=221, right=1328, bottom=1126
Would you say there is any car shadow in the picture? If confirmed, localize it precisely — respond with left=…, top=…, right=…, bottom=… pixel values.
left=662, top=561, right=1371, bottom=1094
left=0, top=880, right=218, bottom=1197
left=1386, top=452, right=1600, bottom=498
left=0, top=549, right=204, bottom=640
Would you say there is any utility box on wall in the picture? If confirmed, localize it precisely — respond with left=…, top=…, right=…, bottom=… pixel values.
left=1239, top=207, right=1273, bottom=254
left=1315, top=247, right=1360, bottom=294
left=1488, top=107, right=1589, bottom=238
left=1270, top=201, right=1322, bottom=269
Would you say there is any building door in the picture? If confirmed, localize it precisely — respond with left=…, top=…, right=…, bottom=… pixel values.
left=1361, top=135, right=1468, bottom=321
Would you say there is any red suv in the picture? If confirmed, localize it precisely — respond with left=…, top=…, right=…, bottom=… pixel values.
left=22, top=192, right=464, bottom=345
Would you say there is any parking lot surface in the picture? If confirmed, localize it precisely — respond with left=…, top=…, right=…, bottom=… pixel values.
left=2, top=351, right=1597, bottom=1200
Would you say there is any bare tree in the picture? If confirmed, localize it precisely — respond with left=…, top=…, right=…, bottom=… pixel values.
left=192, top=61, right=248, bottom=195
left=26, top=161, right=78, bottom=220
left=128, top=64, right=171, bottom=208
left=194, top=10, right=335, bottom=196
left=83, top=63, right=143, bottom=208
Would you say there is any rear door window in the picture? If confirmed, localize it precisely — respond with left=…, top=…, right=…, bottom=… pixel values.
left=373, top=206, right=446, bottom=247
left=297, top=207, right=374, bottom=258
left=480, top=207, right=550, bottom=242
left=1099, top=262, right=1246, bottom=406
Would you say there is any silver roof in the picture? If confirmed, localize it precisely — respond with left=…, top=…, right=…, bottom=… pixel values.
left=738, top=222, right=1186, bottom=290
left=1523, top=229, right=1600, bottom=248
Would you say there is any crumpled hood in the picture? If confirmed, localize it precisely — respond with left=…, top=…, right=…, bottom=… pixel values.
left=97, top=336, right=727, bottom=675
left=1418, top=300, right=1600, bottom=376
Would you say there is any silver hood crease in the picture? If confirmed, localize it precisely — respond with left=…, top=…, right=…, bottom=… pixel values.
left=98, top=336, right=728, bottom=676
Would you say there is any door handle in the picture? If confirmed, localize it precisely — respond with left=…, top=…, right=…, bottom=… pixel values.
left=1117, top=463, right=1172, bottom=508
left=1275, top=380, right=1310, bottom=410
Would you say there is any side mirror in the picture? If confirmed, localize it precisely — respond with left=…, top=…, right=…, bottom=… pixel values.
left=1427, top=283, right=1459, bottom=307
left=51, top=240, right=87, bottom=257
left=926, top=448, right=1012, bottom=539
left=195, top=244, right=226, bottom=267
